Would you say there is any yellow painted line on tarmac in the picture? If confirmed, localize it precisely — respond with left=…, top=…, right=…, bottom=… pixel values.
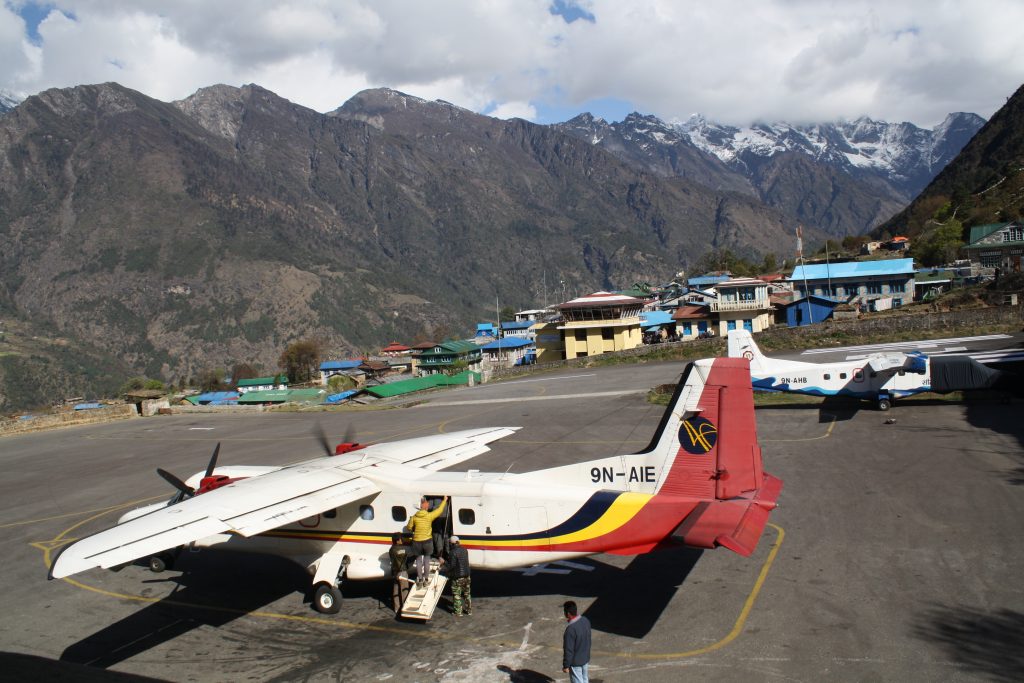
left=2, top=495, right=166, bottom=530
left=35, top=502, right=785, bottom=660
left=762, top=413, right=837, bottom=442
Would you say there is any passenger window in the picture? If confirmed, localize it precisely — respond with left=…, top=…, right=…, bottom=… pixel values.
left=854, top=370, right=864, bottom=381
left=359, top=505, right=374, bottom=521
left=824, top=373, right=831, bottom=380
left=898, top=370, right=905, bottom=376
left=459, top=509, right=476, bottom=525
left=324, top=508, right=337, bottom=519
left=839, top=373, right=847, bottom=379
left=870, top=371, right=877, bottom=378
left=392, top=506, right=407, bottom=522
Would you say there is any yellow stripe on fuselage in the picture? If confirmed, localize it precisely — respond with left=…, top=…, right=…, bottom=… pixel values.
left=472, top=491, right=652, bottom=548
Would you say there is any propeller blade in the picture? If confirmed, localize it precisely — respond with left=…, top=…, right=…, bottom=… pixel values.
left=157, top=468, right=195, bottom=497
left=343, top=423, right=356, bottom=445
left=315, top=422, right=334, bottom=457
left=204, top=443, right=221, bottom=478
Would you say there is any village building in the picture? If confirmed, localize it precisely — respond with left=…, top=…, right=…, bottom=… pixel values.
left=499, top=319, right=535, bottom=340
left=236, top=376, right=288, bottom=394
left=962, top=221, right=1024, bottom=272
left=789, top=258, right=915, bottom=311
left=671, top=303, right=714, bottom=339
left=379, top=342, right=411, bottom=357
left=319, top=360, right=362, bottom=386
left=553, top=292, right=644, bottom=360
left=709, top=277, right=773, bottom=335
left=480, top=337, right=534, bottom=368
left=413, top=340, right=483, bottom=376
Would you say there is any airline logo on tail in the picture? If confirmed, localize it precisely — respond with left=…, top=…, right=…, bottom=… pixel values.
left=680, top=416, right=717, bottom=454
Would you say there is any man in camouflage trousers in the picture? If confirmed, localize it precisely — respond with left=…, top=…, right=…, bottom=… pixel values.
left=446, top=536, right=472, bottom=616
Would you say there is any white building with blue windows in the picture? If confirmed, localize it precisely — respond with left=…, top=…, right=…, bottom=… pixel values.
left=709, top=278, right=773, bottom=335
left=790, top=259, right=915, bottom=311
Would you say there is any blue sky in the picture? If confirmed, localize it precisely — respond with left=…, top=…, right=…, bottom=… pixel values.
left=3, top=0, right=1023, bottom=127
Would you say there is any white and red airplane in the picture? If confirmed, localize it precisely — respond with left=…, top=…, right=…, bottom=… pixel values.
left=50, top=357, right=782, bottom=614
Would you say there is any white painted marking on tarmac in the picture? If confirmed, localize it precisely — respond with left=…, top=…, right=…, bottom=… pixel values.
left=516, top=559, right=595, bottom=576
left=802, top=334, right=1010, bottom=355
left=423, top=390, right=643, bottom=407
left=188, top=427, right=214, bottom=431
left=501, top=374, right=596, bottom=385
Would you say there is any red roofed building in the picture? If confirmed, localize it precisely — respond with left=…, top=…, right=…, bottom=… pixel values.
left=379, top=342, right=411, bottom=357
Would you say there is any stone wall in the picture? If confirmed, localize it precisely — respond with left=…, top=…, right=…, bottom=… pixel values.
left=0, top=404, right=136, bottom=437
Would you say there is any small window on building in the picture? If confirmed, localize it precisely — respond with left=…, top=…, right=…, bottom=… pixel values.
left=459, top=509, right=476, bottom=525
left=575, top=329, right=587, bottom=342
left=601, top=327, right=614, bottom=341
left=839, top=373, right=847, bottom=379
left=391, top=506, right=407, bottom=522
left=824, top=373, right=831, bottom=380
left=359, top=505, right=374, bottom=521
left=324, top=508, right=337, bottom=519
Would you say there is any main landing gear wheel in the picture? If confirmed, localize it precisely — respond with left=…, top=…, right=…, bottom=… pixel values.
left=313, top=583, right=342, bottom=614
left=148, top=553, right=174, bottom=573
left=877, top=397, right=892, bottom=411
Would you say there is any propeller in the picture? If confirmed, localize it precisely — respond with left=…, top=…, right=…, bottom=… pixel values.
left=156, top=442, right=222, bottom=503
left=315, top=422, right=334, bottom=457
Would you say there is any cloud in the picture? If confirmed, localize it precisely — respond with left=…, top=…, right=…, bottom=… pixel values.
left=487, top=101, right=539, bottom=120
left=2, top=0, right=1023, bottom=126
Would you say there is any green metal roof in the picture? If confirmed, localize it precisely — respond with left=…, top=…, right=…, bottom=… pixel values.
left=966, top=222, right=1013, bottom=245
left=365, top=371, right=481, bottom=398
left=237, top=388, right=324, bottom=403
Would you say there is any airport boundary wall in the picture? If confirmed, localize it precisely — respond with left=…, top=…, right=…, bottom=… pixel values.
left=0, top=404, right=136, bottom=437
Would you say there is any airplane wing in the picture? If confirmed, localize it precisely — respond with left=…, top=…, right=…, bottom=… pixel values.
left=355, top=427, right=520, bottom=470
left=50, top=426, right=519, bottom=579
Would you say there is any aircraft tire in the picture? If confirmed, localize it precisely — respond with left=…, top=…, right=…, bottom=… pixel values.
left=313, top=582, right=342, bottom=614
left=148, top=553, right=172, bottom=573
left=877, top=398, right=891, bottom=411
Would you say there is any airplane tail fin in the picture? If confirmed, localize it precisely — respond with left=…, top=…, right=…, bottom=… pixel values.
left=727, top=329, right=767, bottom=373
left=638, top=357, right=782, bottom=556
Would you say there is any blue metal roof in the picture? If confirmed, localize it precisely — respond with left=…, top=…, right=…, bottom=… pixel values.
left=688, top=273, right=731, bottom=286
left=324, top=390, right=359, bottom=404
left=74, top=402, right=104, bottom=411
left=500, top=320, right=534, bottom=330
left=481, top=337, right=533, bottom=350
left=640, top=310, right=674, bottom=326
left=320, top=360, right=362, bottom=371
left=791, top=259, right=914, bottom=280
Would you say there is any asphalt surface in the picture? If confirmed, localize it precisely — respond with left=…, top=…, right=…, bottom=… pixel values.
left=1, top=360, right=1023, bottom=682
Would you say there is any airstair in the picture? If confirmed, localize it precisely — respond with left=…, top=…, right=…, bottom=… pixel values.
left=399, top=558, right=447, bottom=620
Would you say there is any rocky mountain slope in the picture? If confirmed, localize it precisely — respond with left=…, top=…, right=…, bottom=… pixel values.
left=877, top=83, right=1024, bottom=240
left=557, top=111, right=984, bottom=237
left=0, top=90, right=19, bottom=115
left=0, top=83, right=814, bottom=408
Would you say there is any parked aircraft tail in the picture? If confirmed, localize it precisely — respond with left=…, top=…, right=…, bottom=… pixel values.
left=636, top=356, right=782, bottom=556
left=727, top=328, right=768, bottom=372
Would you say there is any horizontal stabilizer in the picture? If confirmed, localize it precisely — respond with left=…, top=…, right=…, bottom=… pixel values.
left=714, top=474, right=783, bottom=557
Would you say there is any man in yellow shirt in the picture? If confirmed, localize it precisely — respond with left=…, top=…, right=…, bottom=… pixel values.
left=406, top=496, right=448, bottom=587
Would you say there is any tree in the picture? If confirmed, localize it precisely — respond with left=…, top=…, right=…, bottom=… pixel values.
left=498, top=306, right=516, bottom=322
left=278, top=339, right=322, bottom=384
left=760, top=253, right=778, bottom=274
left=118, top=376, right=147, bottom=394
left=231, top=363, right=258, bottom=386
left=196, top=368, right=226, bottom=392
left=143, top=379, right=165, bottom=391
left=328, top=374, right=356, bottom=392
left=913, top=219, right=965, bottom=267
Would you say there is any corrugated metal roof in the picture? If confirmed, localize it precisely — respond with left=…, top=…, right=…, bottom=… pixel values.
left=481, top=337, right=533, bottom=350
left=967, top=222, right=1011, bottom=244
left=237, top=388, right=325, bottom=404
left=324, top=390, right=359, bottom=403
left=791, top=259, right=914, bottom=280
left=555, top=292, right=643, bottom=309
left=500, top=320, right=534, bottom=330
left=320, top=360, right=362, bottom=371
left=640, top=310, right=675, bottom=326
left=365, top=371, right=481, bottom=398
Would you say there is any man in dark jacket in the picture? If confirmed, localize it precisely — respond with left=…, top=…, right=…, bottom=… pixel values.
left=562, top=600, right=591, bottom=683
left=388, top=532, right=410, bottom=612
left=445, top=536, right=472, bottom=616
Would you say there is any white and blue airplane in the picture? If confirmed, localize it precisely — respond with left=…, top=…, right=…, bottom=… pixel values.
left=727, top=329, right=930, bottom=410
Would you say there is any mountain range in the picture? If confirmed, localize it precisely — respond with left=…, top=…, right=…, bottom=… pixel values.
left=0, top=81, right=992, bottom=410
left=556, top=110, right=984, bottom=236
